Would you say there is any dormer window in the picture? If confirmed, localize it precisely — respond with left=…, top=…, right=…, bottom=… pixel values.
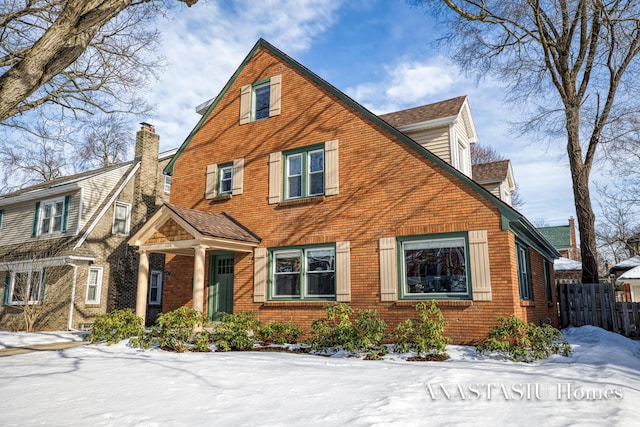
left=32, top=196, right=70, bottom=237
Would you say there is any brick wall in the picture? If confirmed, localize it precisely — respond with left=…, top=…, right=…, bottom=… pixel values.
left=162, top=47, right=558, bottom=343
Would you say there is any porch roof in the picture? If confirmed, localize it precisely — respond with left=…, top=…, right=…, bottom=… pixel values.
left=128, top=204, right=261, bottom=255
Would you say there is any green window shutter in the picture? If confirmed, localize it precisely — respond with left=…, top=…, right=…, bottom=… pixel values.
left=2, top=272, right=9, bottom=306
left=205, top=164, right=218, bottom=199
left=379, top=237, right=398, bottom=302
left=336, top=241, right=351, bottom=302
left=239, top=84, right=251, bottom=125
left=62, top=195, right=71, bottom=232
left=469, top=230, right=492, bottom=301
left=268, top=152, right=282, bottom=204
left=325, top=139, right=339, bottom=196
left=232, top=158, right=244, bottom=196
left=32, top=201, right=40, bottom=237
left=253, top=247, right=267, bottom=302
left=40, top=267, right=47, bottom=305
left=0, top=209, right=3, bottom=234
left=269, top=74, right=281, bottom=117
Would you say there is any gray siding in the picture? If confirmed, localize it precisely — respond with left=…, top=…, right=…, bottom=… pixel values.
left=404, top=126, right=451, bottom=163
left=78, top=165, right=131, bottom=230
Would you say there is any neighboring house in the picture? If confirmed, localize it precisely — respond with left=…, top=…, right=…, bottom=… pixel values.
left=128, top=39, right=559, bottom=344
left=0, top=124, right=173, bottom=331
left=610, top=255, right=640, bottom=278
left=537, top=218, right=580, bottom=261
left=554, top=257, right=582, bottom=285
left=471, top=160, right=516, bottom=206
left=615, top=265, right=640, bottom=302
left=626, top=232, right=640, bottom=257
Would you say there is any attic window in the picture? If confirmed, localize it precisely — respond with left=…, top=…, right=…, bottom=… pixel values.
left=252, top=81, right=270, bottom=120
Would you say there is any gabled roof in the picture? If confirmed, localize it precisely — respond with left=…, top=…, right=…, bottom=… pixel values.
left=167, top=204, right=260, bottom=243
left=472, top=160, right=510, bottom=183
left=378, top=96, right=478, bottom=143
left=379, top=96, right=466, bottom=127
left=164, top=38, right=558, bottom=260
left=611, top=255, right=640, bottom=273
left=617, top=265, right=640, bottom=281
left=128, top=204, right=260, bottom=255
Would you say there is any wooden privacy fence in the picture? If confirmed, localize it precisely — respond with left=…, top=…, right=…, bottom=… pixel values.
left=557, top=283, right=640, bottom=339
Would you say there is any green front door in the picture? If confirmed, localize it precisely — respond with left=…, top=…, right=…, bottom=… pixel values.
left=208, top=254, right=234, bottom=321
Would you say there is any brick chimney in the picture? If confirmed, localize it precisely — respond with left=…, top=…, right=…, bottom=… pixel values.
left=132, top=123, right=160, bottom=232
left=568, top=216, right=578, bottom=261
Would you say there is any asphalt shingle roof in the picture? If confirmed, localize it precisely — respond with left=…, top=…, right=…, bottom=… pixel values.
left=166, top=204, right=260, bottom=243
left=472, top=160, right=510, bottom=183
left=536, top=226, right=571, bottom=249
left=378, top=96, right=467, bottom=128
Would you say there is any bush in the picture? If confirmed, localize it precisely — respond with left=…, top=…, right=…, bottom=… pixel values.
left=477, top=315, right=571, bottom=362
left=87, top=309, right=144, bottom=345
left=391, top=301, right=450, bottom=357
left=307, top=303, right=387, bottom=357
left=213, top=311, right=260, bottom=352
left=132, top=307, right=210, bottom=352
left=257, top=320, right=303, bottom=345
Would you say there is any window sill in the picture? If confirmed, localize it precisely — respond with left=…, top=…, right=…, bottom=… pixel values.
left=277, top=196, right=325, bottom=207
left=396, top=300, right=473, bottom=307
left=520, top=300, right=535, bottom=307
left=263, top=300, right=333, bottom=307
left=208, top=194, right=232, bottom=203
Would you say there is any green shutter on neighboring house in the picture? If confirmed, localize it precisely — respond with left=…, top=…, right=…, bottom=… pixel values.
left=62, top=195, right=71, bottom=232
left=2, top=272, right=9, bottom=306
left=0, top=209, right=4, bottom=234
left=40, top=267, right=47, bottom=305
left=32, top=201, right=40, bottom=237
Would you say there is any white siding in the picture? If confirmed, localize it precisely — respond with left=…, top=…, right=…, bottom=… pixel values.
left=403, top=126, right=451, bottom=163
left=0, top=192, right=80, bottom=246
left=77, top=166, right=130, bottom=231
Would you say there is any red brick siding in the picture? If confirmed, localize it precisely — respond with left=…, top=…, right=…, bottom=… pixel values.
left=161, top=48, right=557, bottom=343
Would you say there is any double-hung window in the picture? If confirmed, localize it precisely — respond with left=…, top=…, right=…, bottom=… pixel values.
left=271, top=246, right=335, bottom=299
left=218, top=163, right=233, bottom=195
left=8, top=269, right=43, bottom=305
left=164, top=176, right=171, bottom=194
left=400, top=234, right=470, bottom=299
left=516, top=242, right=533, bottom=300
left=285, top=147, right=324, bottom=200
left=112, top=201, right=131, bottom=235
left=40, top=198, right=64, bottom=235
left=252, top=80, right=271, bottom=121
left=86, top=267, right=103, bottom=304
left=148, top=270, right=163, bottom=305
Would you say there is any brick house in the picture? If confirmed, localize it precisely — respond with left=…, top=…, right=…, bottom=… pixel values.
left=537, top=218, right=580, bottom=261
left=129, top=39, right=559, bottom=343
left=0, top=124, right=172, bottom=331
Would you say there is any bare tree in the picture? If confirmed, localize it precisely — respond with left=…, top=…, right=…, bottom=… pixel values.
left=0, top=0, right=198, bottom=126
left=75, top=113, right=133, bottom=170
left=596, top=184, right=640, bottom=265
left=413, top=0, right=640, bottom=283
left=470, top=143, right=524, bottom=209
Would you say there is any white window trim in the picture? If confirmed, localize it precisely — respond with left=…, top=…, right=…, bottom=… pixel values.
left=148, top=270, right=163, bottom=305
left=85, top=266, right=103, bottom=304
left=39, top=197, right=65, bottom=236
left=271, top=246, right=336, bottom=299
left=284, top=147, right=326, bottom=200
left=112, top=201, right=132, bottom=235
left=164, top=175, right=171, bottom=194
left=8, top=269, right=44, bottom=305
left=218, top=164, right=233, bottom=195
left=457, top=138, right=469, bottom=176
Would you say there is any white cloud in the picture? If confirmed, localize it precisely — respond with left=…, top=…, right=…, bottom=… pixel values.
left=347, top=57, right=460, bottom=113
left=147, top=0, right=342, bottom=150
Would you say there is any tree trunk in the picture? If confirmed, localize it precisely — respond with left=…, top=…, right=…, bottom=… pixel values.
left=566, top=111, right=599, bottom=283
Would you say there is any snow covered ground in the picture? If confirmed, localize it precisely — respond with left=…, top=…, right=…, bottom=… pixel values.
left=0, top=326, right=639, bottom=426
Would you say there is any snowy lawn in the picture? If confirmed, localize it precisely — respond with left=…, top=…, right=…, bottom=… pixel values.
left=0, top=326, right=639, bottom=426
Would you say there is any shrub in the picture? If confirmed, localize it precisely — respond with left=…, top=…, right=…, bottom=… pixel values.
left=477, top=315, right=571, bottom=362
left=307, top=303, right=387, bottom=357
left=257, top=321, right=303, bottom=345
left=132, top=307, right=210, bottom=352
left=87, top=309, right=144, bottom=345
left=213, top=311, right=260, bottom=352
left=391, top=301, right=450, bottom=357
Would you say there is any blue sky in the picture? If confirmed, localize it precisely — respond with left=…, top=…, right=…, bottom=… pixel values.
left=148, top=0, right=577, bottom=225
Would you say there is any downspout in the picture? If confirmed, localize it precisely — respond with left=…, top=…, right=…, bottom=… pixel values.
left=67, top=263, right=79, bottom=331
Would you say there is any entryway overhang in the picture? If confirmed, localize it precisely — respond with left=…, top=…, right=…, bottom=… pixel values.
left=128, top=203, right=261, bottom=323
